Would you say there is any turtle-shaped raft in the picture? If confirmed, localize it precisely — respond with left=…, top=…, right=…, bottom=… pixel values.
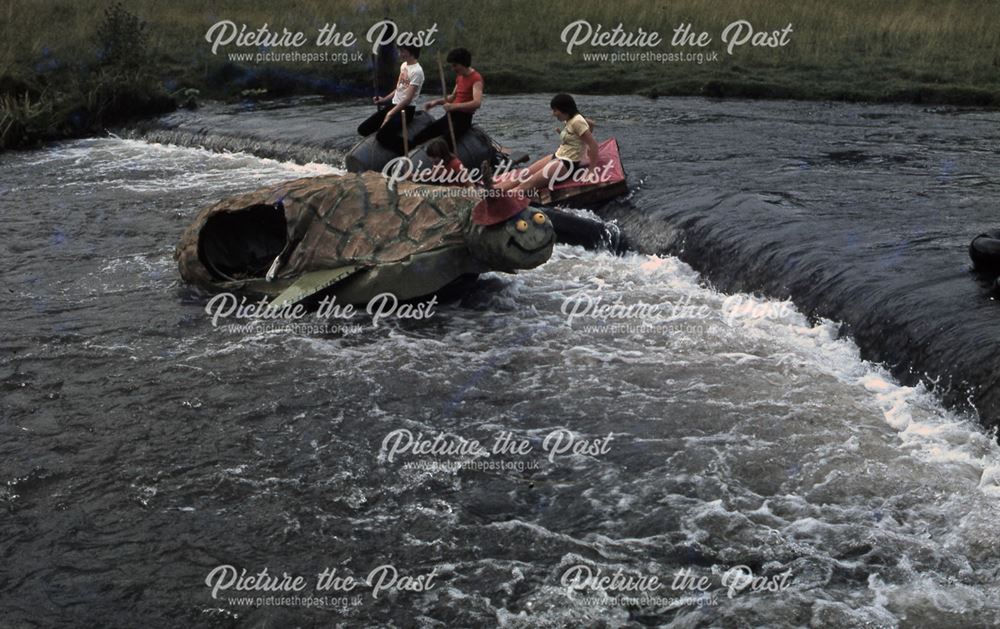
left=175, top=172, right=555, bottom=305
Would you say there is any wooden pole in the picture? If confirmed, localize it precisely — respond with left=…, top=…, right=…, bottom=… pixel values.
left=368, top=49, right=381, bottom=165
left=401, top=110, right=409, bottom=155
left=372, top=51, right=379, bottom=104
left=436, top=52, right=458, bottom=152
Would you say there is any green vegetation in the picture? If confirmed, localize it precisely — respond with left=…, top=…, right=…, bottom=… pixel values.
left=3, top=0, right=1000, bottom=149
left=1, top=2, right=174, bottom=149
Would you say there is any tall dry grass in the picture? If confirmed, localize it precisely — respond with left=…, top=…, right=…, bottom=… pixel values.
left=2, top=0, right=999, bottom=120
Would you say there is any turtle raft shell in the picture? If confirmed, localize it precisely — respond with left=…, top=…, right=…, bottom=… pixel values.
left=176, top=172, right=479, bottom=286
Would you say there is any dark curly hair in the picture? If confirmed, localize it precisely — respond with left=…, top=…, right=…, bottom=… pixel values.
left=446, top=48, right=472, bottom=67
left=550, top=93, right=580, bottom=118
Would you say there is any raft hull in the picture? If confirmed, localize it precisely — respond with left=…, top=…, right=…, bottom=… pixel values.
left=495, top=137, right=629, bottom=209
left=537, top=138, right=628, bottom=208
left=405, top=126, right=499, bottom=173
left=344, top=113, right=500, bottom=174
left=344, top=111, right=435, bottom=173
left=970, top=229, right=1000, bottom=276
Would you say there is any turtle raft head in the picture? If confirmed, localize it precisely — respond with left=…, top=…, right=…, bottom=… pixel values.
left=466, top=193, right=555, bottom=272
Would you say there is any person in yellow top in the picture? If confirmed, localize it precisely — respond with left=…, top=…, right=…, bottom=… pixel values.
left=497, top=94, right=600, bottom=195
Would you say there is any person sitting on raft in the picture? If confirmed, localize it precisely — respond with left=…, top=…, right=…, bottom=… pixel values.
left=412, top=48, right=482, bottom=150
left=496, top=93, right=600, bottom=195
left=424, top=138, right=474, bottom=187
left=356, top=44, right=424, bottom=155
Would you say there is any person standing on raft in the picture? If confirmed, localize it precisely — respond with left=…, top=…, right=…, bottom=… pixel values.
left=412, top=48, right=483, bottom=150
left=496, top=93, right=600, bottom=195
left=357, top=44, right=425, bottom=155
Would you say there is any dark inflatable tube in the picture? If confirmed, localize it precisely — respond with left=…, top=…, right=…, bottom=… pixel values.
left=969, top=228, right=1000, bottom=276
left=344, top=111, right=435, bottom=173
left=346, top=118, right=502, bottom=175
left=545, top=207, right=625, bottom=253
left=406, top=126, right=498, bottom=172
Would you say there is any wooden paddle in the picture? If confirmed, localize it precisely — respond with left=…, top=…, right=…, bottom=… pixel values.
left=436, top=51, right=458, bottom=152
left=401, top=110, right=409, bottom=155
left=372, top=50, right=379, bottom=104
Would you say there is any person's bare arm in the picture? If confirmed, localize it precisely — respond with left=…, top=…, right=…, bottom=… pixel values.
left=375, top=73, right=403, bottom=105
left=374, top=88, right=395, bottom=105
left=380, top=84, right=417, bottom=127
left=445, top=80, right=483, bottom=113
left=424, top=85, right=457, bottom=111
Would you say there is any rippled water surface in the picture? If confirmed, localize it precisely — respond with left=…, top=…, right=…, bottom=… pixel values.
left=2, top=95, right=1000, bottom=628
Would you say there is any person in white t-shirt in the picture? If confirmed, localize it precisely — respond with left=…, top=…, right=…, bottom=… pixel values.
left=356, top=45, right=424, bottom=155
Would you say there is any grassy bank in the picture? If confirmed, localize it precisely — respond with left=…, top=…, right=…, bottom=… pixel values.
left=3, top=0, right=1000, bottom=149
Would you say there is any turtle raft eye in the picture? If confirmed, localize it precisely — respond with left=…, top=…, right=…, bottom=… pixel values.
left=515, top=219, right=529, bottom=232
left=532, top=212, right=546, bottom=225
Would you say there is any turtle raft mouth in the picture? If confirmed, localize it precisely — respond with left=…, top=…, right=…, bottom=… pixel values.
left=198, top=203, right=288, bottom=281
left=508, top=235, right=555, bottom=256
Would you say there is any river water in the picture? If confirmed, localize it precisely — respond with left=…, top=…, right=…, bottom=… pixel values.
left=2, top=95, right=999, bottom=628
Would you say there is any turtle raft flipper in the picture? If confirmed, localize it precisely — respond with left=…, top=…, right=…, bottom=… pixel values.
left=271, top=265, right=365, bottom=308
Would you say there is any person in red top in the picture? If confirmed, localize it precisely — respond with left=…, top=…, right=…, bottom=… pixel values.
left=412, top=48, right=483, bottom=151
left=424, top=138, right=474, bottom=187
